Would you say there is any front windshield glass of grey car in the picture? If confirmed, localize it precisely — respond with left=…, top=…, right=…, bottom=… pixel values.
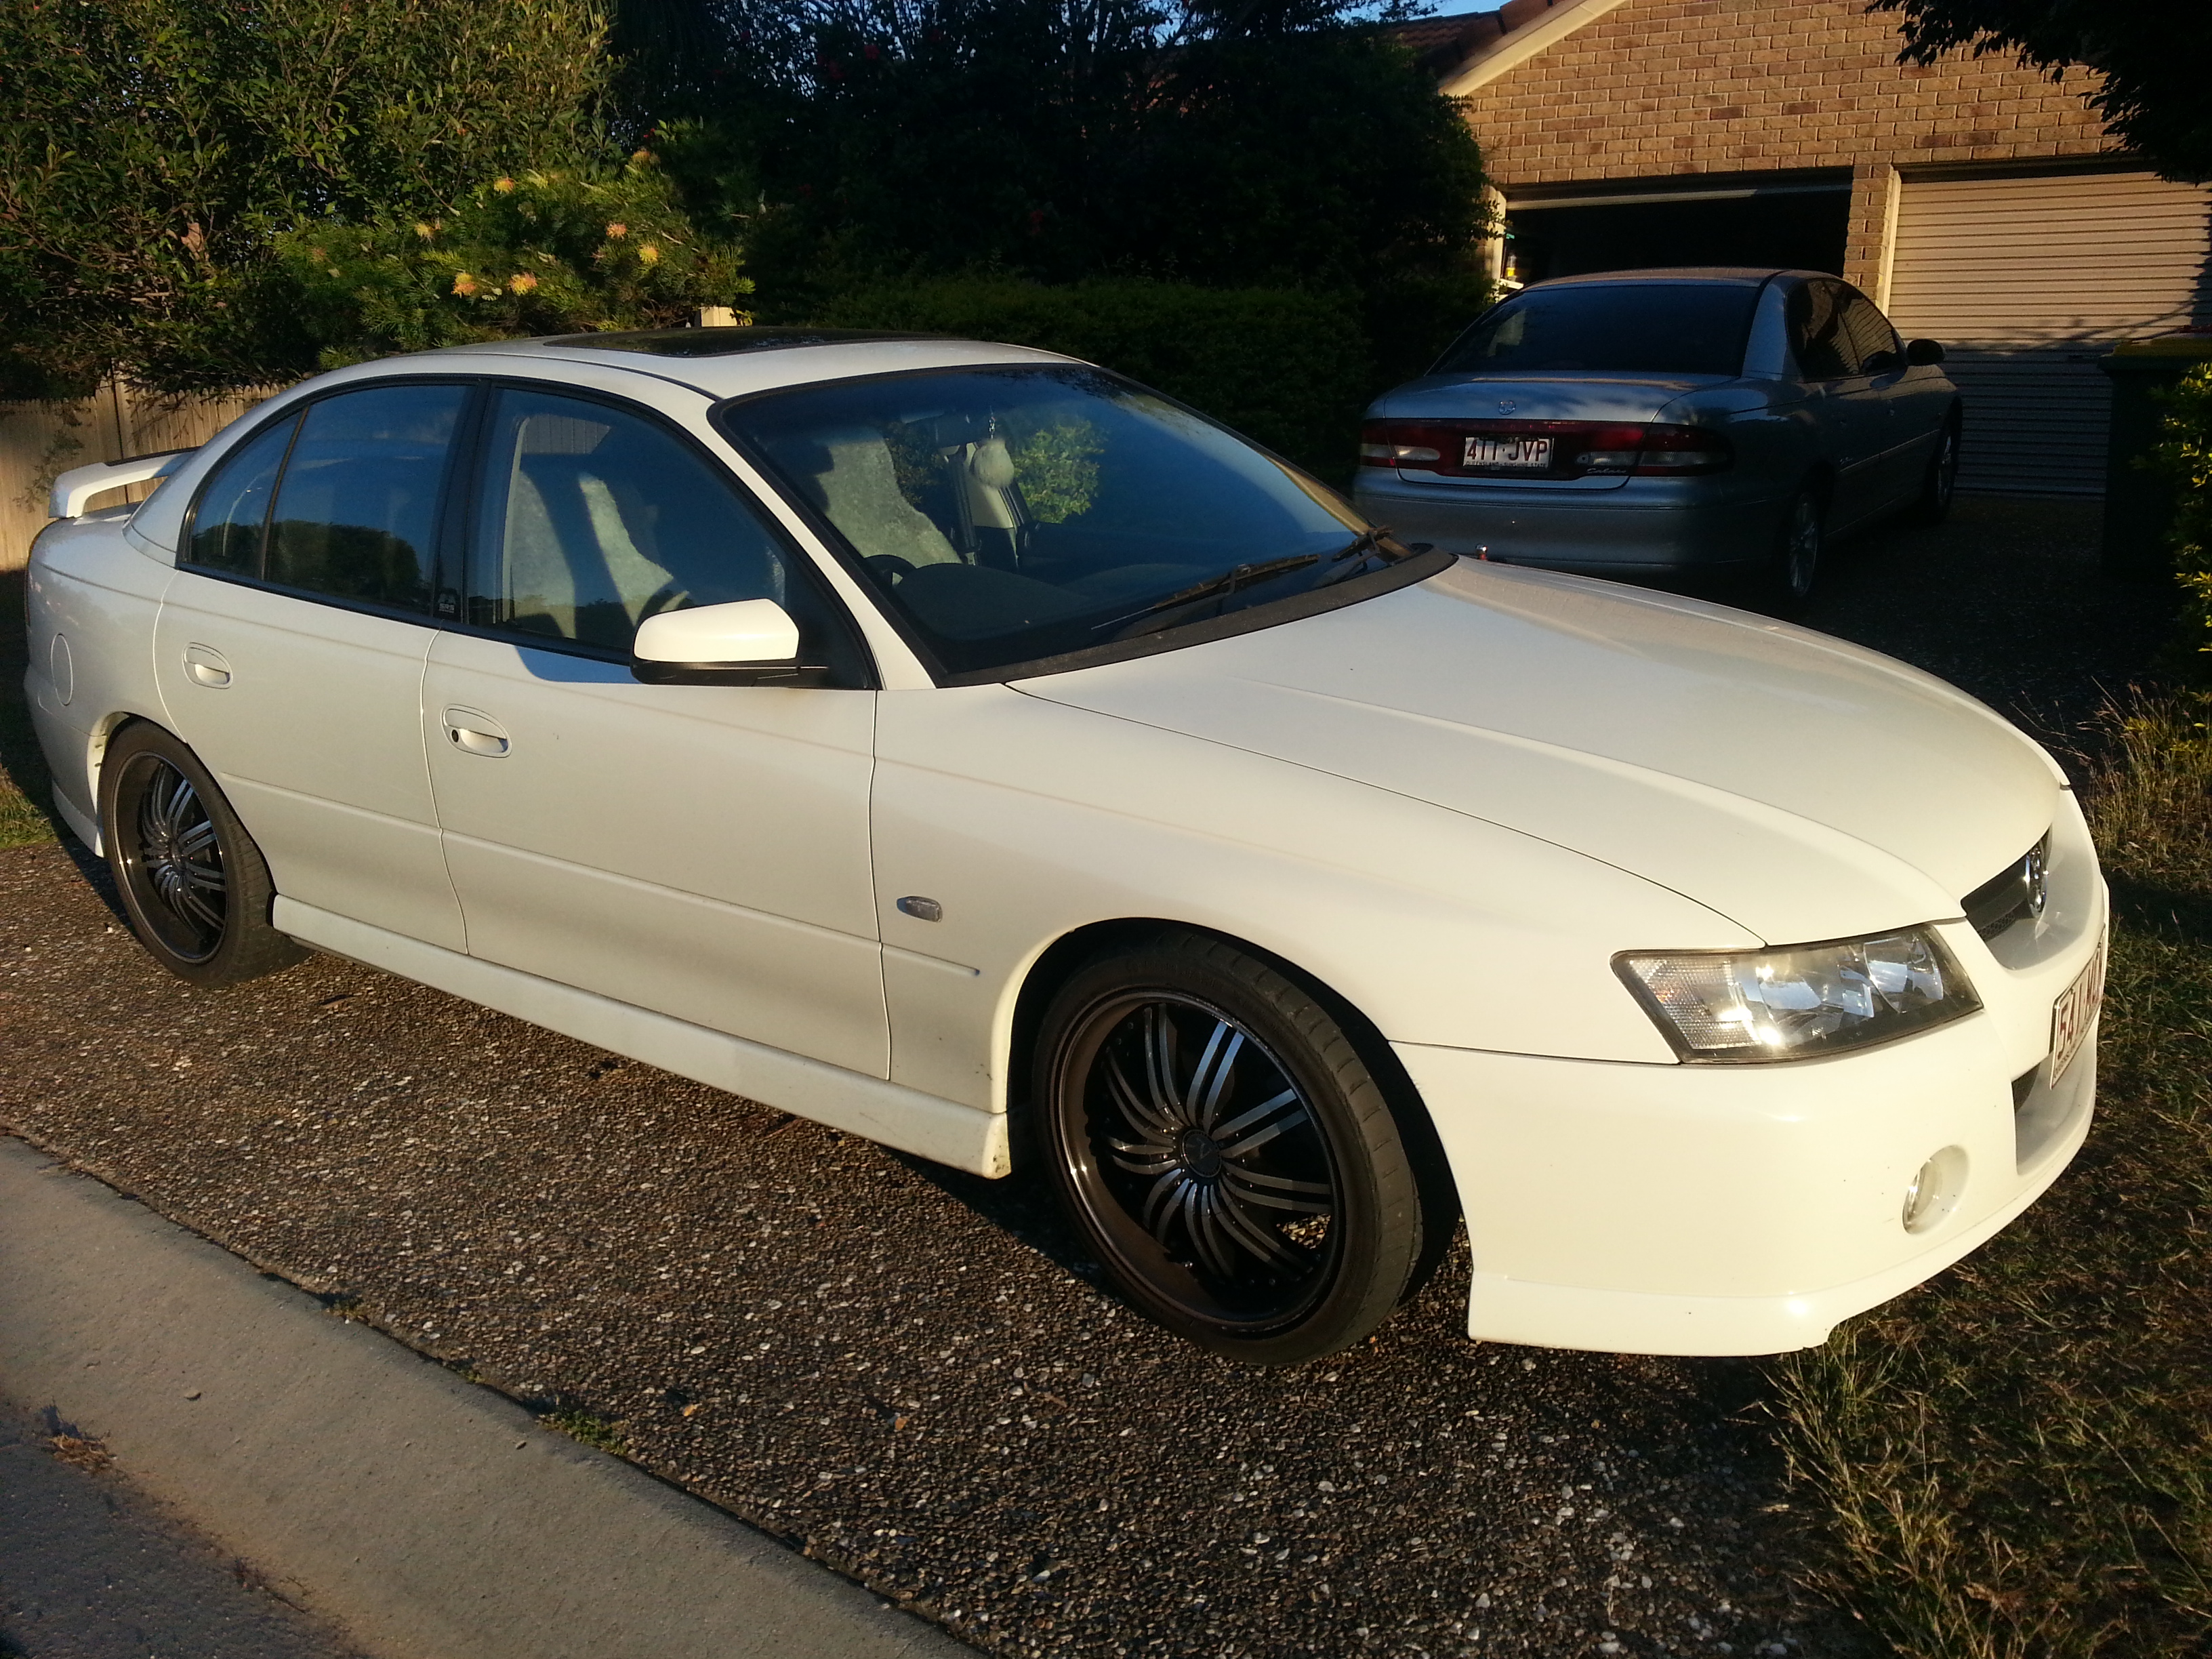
left=1434, top=283, right=1761, bottom=377
left=721, top=367, right=1415, bottom=676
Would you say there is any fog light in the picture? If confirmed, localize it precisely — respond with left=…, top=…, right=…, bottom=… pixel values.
left=1902, top=1147, right=1968, bottom=1234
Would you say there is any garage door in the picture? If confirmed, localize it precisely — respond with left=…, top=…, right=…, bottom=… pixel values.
left=1885, top=170, right=2212, bottom=495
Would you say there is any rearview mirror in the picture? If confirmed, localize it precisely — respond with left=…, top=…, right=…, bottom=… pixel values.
left=632, top=598, right=808, bottom=686
left=1906, top=337, right=1946, bottom=366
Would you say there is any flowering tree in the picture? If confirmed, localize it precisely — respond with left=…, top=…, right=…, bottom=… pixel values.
left=274, top=161, right=748, bottom=367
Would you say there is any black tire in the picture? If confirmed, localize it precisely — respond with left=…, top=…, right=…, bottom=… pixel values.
left=98, top=722, right=306, bottom=988
left=1908, top=414, right=1961, bottom=527
left=1030, top=930, right=1426, bottom=1365
left=1767, top=487, right=1826, bottom=612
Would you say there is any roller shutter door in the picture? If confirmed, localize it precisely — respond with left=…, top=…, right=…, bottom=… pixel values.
left=1885, top=171, right=2212, bottom=495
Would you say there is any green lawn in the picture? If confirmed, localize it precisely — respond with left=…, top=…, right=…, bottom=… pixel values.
left=1774, top=694, right=2212, bottom=1658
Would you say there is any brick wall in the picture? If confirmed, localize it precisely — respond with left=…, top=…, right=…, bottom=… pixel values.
left=1455, top=0, right=2121, bottom=296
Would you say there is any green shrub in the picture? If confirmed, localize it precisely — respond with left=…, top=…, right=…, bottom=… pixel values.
left=0, top=0, right=615, bottom=396
left=2152, top=363, right=2212, bottom=680
left=806, top=278, right=1372, bottom=479
left=272, top=160, right=747, bottom=371
left=1362, top=272, right=1500, bottom=390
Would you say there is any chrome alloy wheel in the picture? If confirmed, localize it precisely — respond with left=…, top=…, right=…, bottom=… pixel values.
left=1064, top=994, right=1339, bottom=1326
left=122, top=757, right=228, bottom=960
left=1778, top=491, right=1824, bottom=604
left=1933, top=426, right=1959, bottom=512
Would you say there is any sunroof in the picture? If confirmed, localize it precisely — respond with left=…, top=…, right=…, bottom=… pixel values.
left=540, top=327, right=939, bottom=358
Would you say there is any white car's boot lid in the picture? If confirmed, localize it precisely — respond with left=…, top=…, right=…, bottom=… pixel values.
left=1017, top=558, right=2060, bottom=947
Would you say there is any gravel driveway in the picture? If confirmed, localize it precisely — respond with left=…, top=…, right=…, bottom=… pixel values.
left=0, top=494, right=2167, bottom=1659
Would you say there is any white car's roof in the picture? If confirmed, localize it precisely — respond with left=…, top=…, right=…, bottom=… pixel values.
left=122, top=332, right=1078, bottom=558
left=414, top=331, right=1079, bottom=401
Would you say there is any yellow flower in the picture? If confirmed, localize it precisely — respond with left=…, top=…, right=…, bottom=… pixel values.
left=508, top=272, right=538, bottom=294
left=493, top=177, right=516, bottom=193
left=631, top=147, right=653, bottom=164
left=638, top=243, right=660, bottom=266
left=413, top=221, right=434, bottom=240
left=451, top=272, right=478, bottom=297
left=605, top=222, right=628, bottom=239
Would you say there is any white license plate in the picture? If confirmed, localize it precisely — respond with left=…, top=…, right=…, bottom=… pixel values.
left=1465, top=435, right=1552, bottom=470
left=2049, top=931, right=2106, bottom=1085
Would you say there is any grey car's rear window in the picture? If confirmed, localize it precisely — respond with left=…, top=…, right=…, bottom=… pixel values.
left=1434, top=283, right=1761, bottom=378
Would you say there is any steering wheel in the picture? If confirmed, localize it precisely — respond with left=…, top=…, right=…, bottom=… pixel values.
left=864, top=554, right=916, bottom=586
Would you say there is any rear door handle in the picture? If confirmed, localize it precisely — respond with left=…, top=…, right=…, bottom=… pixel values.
left=441, top=707, right=510, bottom=757
left=182, top=643, right=232, bottom=688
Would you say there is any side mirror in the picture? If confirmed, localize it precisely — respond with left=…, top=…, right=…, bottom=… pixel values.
left=1906, top=337, right=1946, bottom=367
left=632, top=598, right=809, bottom=686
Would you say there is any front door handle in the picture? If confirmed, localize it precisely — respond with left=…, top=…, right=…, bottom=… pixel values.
left=182, top=643, right=232, bottom=688
left=441, top=707, right=510, bottom=758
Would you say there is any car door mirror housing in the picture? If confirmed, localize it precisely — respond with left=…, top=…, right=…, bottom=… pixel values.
left=632, top=598, right=810, bottom=685
left=1906, top=337, right=1946, bottom=367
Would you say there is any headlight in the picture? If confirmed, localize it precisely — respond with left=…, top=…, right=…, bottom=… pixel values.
left=1615, top=927, right=1979, bottom=1062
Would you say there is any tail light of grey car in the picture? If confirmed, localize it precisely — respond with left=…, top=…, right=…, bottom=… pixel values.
left=1358, top=419, right=1733, bottom=480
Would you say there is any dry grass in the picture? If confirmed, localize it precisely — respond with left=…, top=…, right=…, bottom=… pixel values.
left=48, top=1432, right=115, bottom=1473
left=1772, top=691, right=2212, bottom=1658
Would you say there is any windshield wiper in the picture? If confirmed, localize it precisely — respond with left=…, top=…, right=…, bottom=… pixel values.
left=1090, top=552, right=1320, bottom=637
left=1312, top=525, right=1407, bottom=586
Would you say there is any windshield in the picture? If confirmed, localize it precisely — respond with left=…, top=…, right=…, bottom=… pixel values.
left=718, top=366, right=1426, bottom=679
left=1433, top=283, right=1760, bottom=378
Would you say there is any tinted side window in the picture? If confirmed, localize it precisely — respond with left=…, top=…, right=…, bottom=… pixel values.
left=467, top=389, right=863, bottom=676
left=1787, top=283, right=1859, bottom=380
left=265, top=384, right=464, bottom=612
left=1839, top=291, right=1902, bottom=373
left=184, top=415, right=298, bottom=576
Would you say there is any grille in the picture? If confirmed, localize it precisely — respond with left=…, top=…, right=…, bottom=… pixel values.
left=1962, top=833, right=2051, bottom=941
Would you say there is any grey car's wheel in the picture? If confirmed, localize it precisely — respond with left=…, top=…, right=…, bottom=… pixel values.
left=1769, top=488, right=1826, bottom=609
left=100, top=722, right=305, bottom=988
left=1910, top=417, right=1961, bottom=526
left=1031, top=931, right=1426, bottom=1365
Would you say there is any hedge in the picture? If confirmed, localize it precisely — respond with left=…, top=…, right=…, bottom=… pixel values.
left=2153, top=363, right=2212, bottom=680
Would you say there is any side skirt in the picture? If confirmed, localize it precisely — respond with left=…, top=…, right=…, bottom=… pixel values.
left=53, top=785, right=102, bottom=856
left=271, top=898, right=1012, bottom=1178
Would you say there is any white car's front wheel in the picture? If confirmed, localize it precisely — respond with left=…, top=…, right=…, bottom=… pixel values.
left=1032, top=932, right=1427, bottom=1365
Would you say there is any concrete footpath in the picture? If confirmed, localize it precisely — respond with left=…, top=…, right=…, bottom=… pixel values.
left=0, top=1136, right=972, bottom=1659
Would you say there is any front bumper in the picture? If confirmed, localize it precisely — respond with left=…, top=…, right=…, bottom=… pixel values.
left=1353, top=472, right=1783, bottom=576
left=1396, top=794, right=2106, bottom=1356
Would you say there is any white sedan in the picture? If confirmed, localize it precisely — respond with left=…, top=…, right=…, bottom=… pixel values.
left=25, top=331, right=2104, bottom=1364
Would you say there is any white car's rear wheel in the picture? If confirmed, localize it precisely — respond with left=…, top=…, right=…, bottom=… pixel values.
left=1032, top=932, right=1425, bottom=1364
left=100, top=723, right=305, bottom=988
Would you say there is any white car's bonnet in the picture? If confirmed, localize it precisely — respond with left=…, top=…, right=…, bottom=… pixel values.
left=1016, top=558, right=2060, bottom=946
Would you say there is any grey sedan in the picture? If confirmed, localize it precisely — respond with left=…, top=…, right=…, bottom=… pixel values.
left=1351, top=268, right=1961, bottom=602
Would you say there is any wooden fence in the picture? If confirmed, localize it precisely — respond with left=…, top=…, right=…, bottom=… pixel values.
left=1, top=384, right=276, bottom=571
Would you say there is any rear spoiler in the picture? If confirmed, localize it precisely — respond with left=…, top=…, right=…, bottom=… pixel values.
left=49, top=449, right=197, bottom=520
